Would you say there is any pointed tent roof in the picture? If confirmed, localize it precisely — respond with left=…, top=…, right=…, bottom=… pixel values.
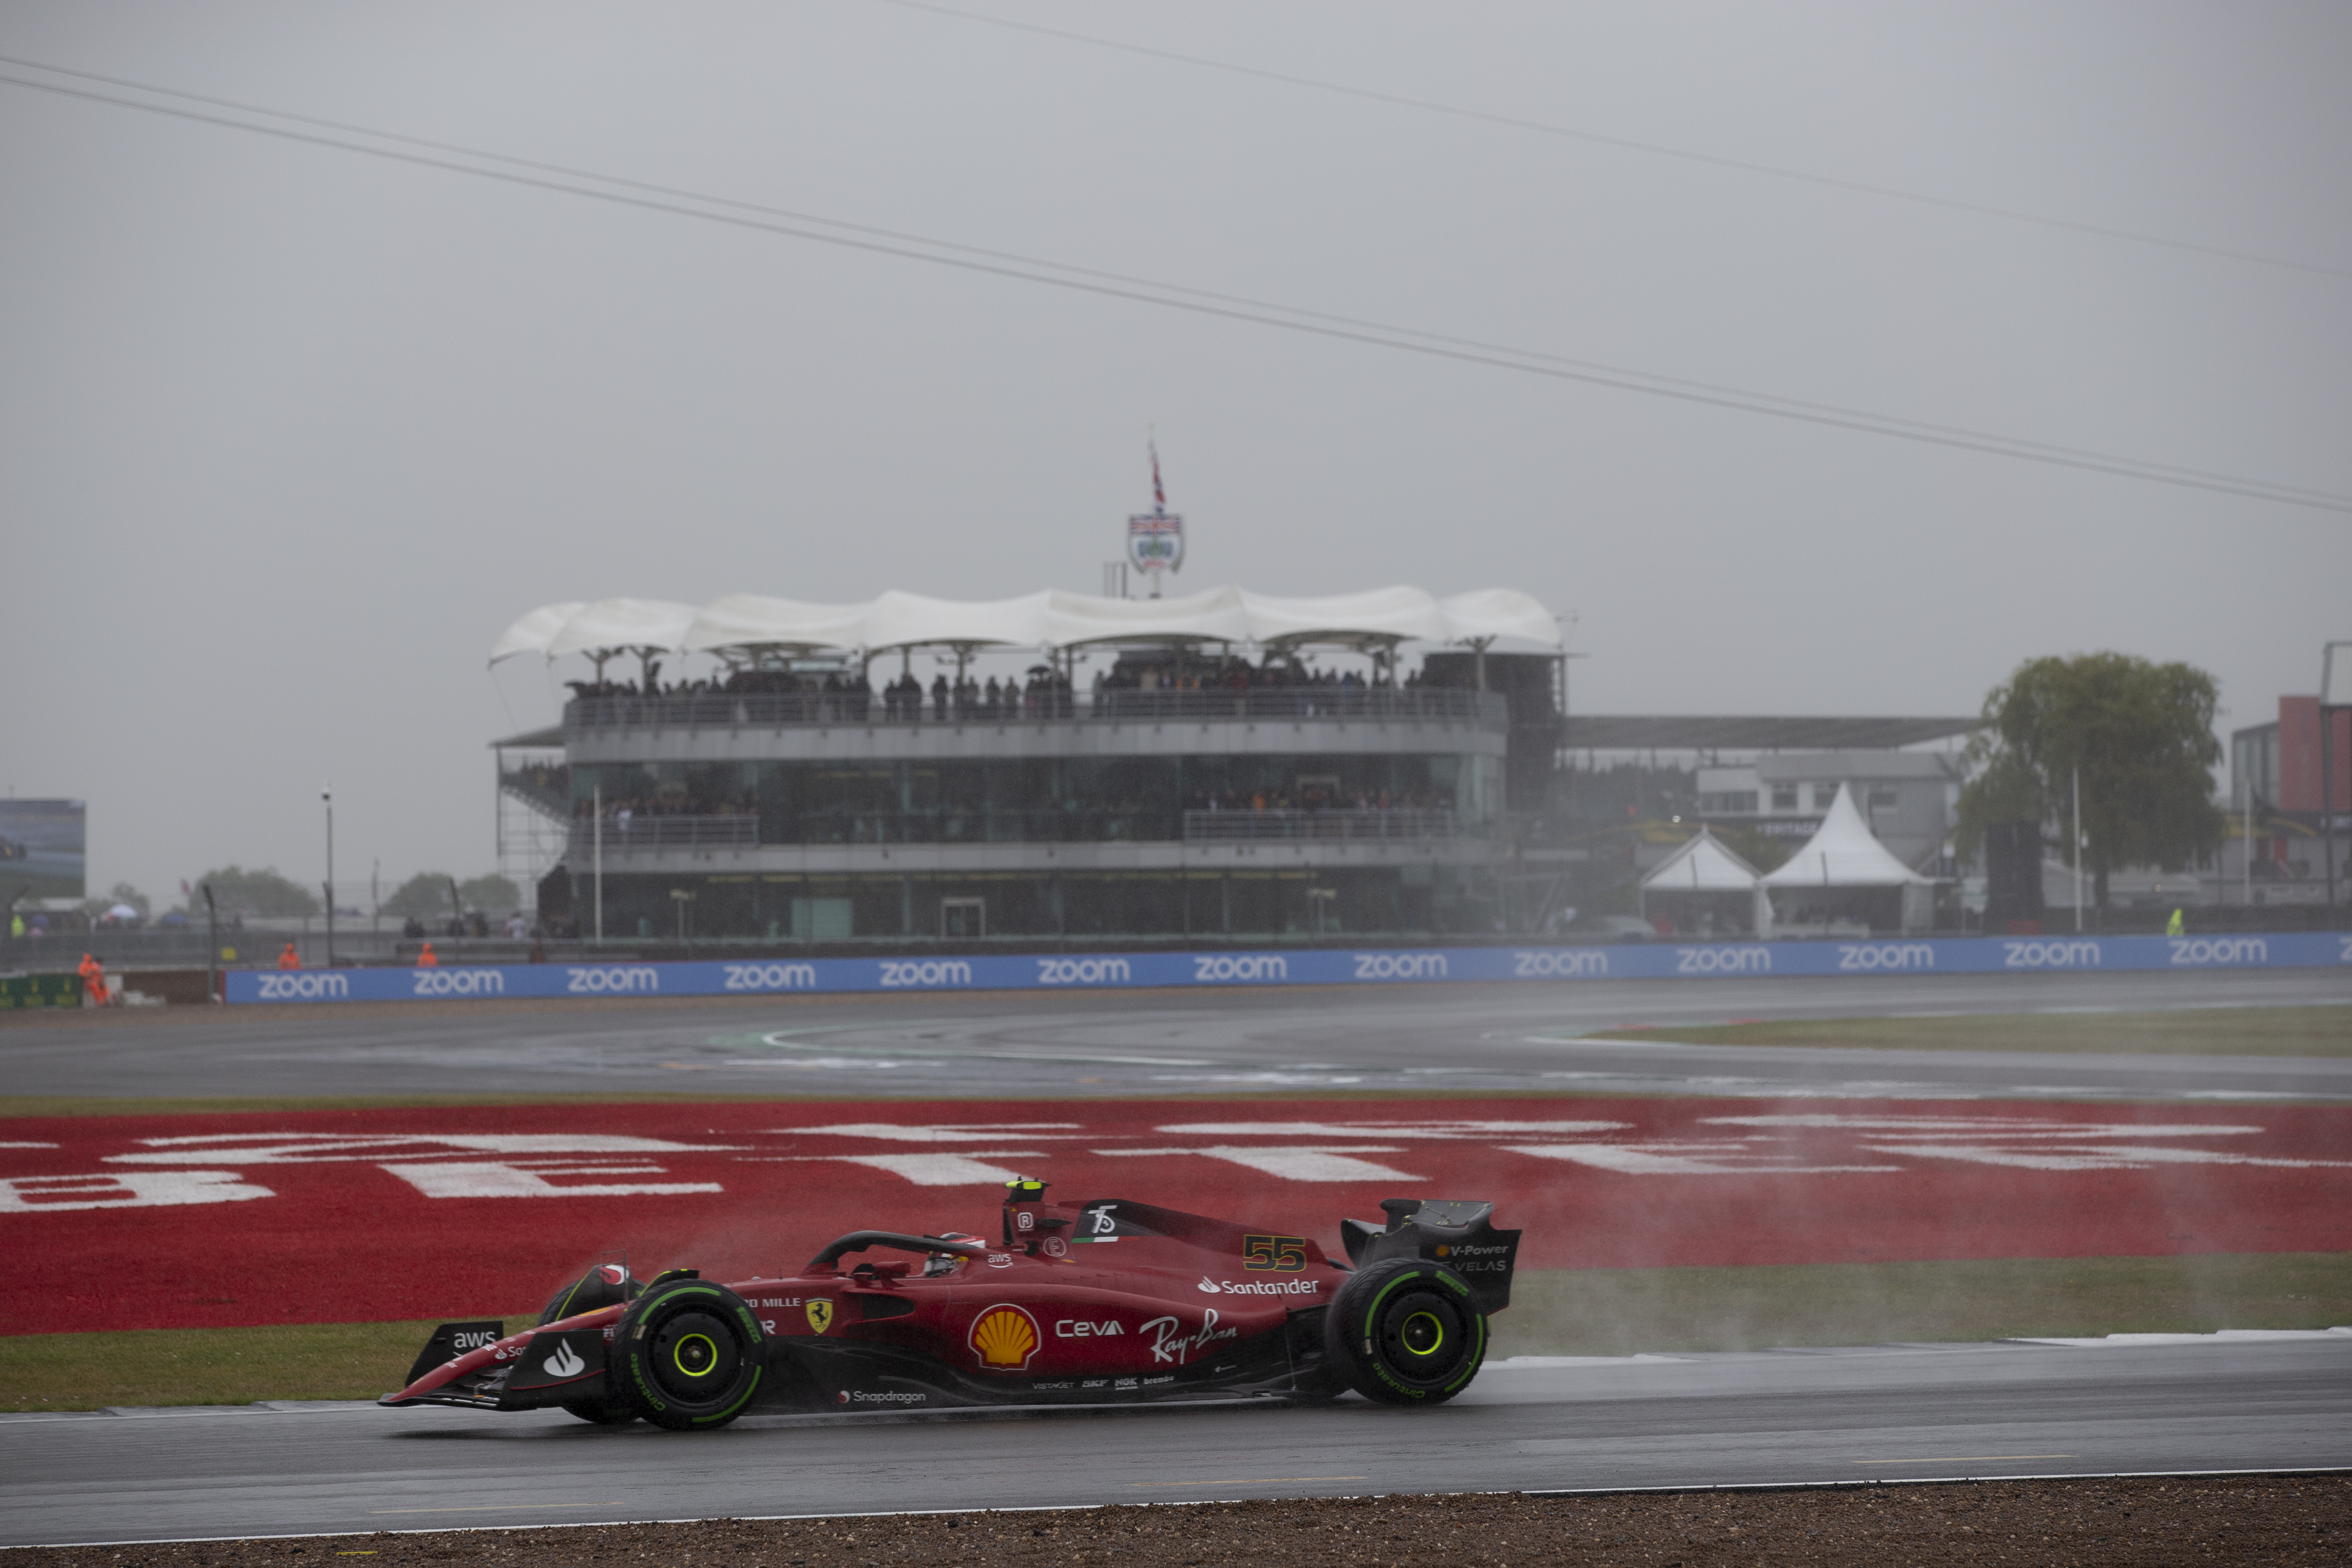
left=1760, top=783, right=1934, bottom=887
left=1641, top=827, right=1763, bottom=892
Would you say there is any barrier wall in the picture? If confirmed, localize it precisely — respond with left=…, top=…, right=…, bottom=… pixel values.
left=224, top=930, right=2352, bottom=1004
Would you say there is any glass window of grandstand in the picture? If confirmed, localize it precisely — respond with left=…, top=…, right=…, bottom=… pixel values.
left=1770, top=784, right=1799, bottom=811
left=1867, top=785, right=1900, bottom=809
left=1811, top=783, right=1840, bottom=810
left=573, top=754, right=1498, bottom=847
left=1699, top=790, right=1758, bottom=814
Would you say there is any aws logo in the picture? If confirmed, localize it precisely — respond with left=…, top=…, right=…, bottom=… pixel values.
left=969, top=1303, right=1041, bottom=1370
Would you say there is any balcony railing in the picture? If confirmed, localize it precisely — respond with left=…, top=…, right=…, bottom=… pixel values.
left=1182, top=808, right=1469, bottom=842
left=564, top=687, right=1506, bottom=731
left=569, top=814, right=760, bottom=856
left=566, top=807, right=1475, bottom=855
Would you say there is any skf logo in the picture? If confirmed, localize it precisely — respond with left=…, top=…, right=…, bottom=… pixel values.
left=969, top=1304, right=1042, bottom=1370
left=806, top=1299, right=834, bottom=1335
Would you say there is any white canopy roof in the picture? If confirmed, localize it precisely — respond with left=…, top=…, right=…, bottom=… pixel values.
left=1760, top=783, right=1934, bottom=887
left=1641, top=828, right=1763, bottom=892
left=490, top=585, right=1559, bottom=665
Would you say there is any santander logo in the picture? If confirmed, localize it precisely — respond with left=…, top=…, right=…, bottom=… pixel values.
left=544, top=1341, right=586, bottom=1378
left=1196, top=1276, right=1220, bottom=1294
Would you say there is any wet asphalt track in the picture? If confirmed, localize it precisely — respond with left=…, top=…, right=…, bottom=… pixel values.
left=2, top=1338, right=2345, bottom=1547
left=2, top=967, right=2346, bottom=1102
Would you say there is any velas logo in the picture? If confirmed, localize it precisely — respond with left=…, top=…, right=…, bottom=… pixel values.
left=805, top=1299, right=834, bottom=1334
left=969, top=1304, right=1041, bottom=1370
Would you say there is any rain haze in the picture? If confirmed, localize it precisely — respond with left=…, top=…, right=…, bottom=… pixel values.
left=1, top=0, right=2347, bottom=906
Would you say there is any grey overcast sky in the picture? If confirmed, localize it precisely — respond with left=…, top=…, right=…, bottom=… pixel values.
left=2, top=0, right=2347, bottom=907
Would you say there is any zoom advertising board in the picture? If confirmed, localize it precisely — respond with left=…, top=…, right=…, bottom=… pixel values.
left=225, top=930, right=2352, bottom=1004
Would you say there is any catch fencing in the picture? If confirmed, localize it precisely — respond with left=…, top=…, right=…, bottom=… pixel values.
left=222, top=930, right=2352, bottom=1003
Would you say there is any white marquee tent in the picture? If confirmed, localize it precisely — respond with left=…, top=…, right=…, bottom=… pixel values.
left=1639, top=827, right=1771, bottom=935
left=1761, top=783, right=1936, bottom=931
left=489, top=585, right=1560, bottom=666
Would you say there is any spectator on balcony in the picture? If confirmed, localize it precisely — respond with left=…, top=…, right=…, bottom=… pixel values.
left=931, top=673, right=949, bottom=720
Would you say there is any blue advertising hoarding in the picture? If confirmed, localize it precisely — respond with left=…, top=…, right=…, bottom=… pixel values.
left=225, top=930, right=2352, bottom=1004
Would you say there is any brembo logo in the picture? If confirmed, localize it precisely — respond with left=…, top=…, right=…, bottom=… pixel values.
left=567, top=966, right=659, bottom=993
left=256, top=973, right=349, bottom=1000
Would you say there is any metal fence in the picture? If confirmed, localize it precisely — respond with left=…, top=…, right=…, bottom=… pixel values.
left=564, top=686, right=1506, bottom=731
left=1182, top=808, right=1469, bottom=842
left=568, top=814, right=760, bottom=857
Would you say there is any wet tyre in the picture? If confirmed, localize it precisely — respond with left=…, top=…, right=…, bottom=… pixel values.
left=1320, top=1257, right=1487, bottom=1406
left=559, top=1399, right=638, bottom=1425
left=614, top=1276, right=765, bottom=1431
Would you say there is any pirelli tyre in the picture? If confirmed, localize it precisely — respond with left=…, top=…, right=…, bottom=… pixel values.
left=1321, top=1257, right=1487, bottom=1406
left=614, top=1276, right=765, bottom=1431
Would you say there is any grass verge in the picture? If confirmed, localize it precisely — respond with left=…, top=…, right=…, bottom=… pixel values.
left=1583, top=1003, right=2352, bottom=1056
left=5, top=1252, right=2343, bottom=1410
left=1491, top=1250, right=2352, bottom=1357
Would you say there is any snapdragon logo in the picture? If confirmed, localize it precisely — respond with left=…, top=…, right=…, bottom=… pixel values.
left=1192, top=954, right=1288, bottom=983
left=1038, top=957, right=1132, bottom=985
left=2002, top=939, right=2101, bottom=969
left=1676, top=946, right=1770, bottom=975
left=567, top=966, right=659, bottom=994
left=1837, top=943, right=1935, bottom=972
left=1353, top=952, right=1448, bottom=981
left=1514, top=950, right=1608, bottom=978
left=880, top=959, right=972, bottom=988
left=2168, top=937, right=2268, bottom=967
left=724, top=962, right=817, bottom=992
left=255, top=973, right=349, bottom=1001
left=413, top=969, right=505, bottom=997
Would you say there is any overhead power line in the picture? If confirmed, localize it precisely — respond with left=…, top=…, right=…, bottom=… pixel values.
left=874, top=0, right=2352, bottom=284
left=0, top=61, right=2345, bottom=515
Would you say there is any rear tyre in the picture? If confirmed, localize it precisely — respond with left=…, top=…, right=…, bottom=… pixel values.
left=1321, top=1258, right=1487, bottom=1406
left=614, top=1277, right=764, bottom=1431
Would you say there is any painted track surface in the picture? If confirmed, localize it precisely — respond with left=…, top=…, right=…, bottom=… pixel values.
left=3, top=970, right=2348, bottom=1102
left=1, top=1338, right=2344, bottom=1548
left=9, top=1096, right=2350, bottom=1334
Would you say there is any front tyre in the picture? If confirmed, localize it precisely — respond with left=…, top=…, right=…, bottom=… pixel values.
left=615, top=1277, right=764, bottom=1431
left=1321, top=1258, right=1487, bottom=1406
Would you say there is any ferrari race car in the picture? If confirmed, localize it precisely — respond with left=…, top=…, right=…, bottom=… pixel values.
left=382, top=1179, right=1520, bottom=1430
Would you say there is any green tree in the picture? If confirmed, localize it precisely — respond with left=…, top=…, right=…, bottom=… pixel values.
left=457, top=874, right=523, bottom=914
left=380, top=872, right=460, bottom=921
left=193, top=866, right=322, bottom=918
left=1955, top=653, right=2224, bottom=911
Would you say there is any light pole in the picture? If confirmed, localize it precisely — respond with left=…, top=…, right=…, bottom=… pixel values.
left=322, top=788, right=335, bottom=967
left=670, top=887, right=696, bottom=953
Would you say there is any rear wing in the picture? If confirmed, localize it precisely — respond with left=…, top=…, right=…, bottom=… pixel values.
left=1341, top=1198, right=1522, bottom=1312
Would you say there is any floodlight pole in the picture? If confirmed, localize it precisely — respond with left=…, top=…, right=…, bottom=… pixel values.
left=322, top=788, right=334, bottom=968
left=593, top=783, right=604, bottom=944
left=202, top=883, right=218, bottom=1003
left=2072, top=766, right=2084, bottom=933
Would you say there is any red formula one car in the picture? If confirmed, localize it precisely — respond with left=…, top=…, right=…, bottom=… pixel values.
left=382, top=1179, right=1520, bottom=1430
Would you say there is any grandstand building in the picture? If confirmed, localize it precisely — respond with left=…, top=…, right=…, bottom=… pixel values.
left=490, top=587, right=1563, bottom=945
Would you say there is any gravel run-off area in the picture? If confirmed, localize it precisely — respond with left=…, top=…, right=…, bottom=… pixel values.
left=15, top=1475, right=2348, bottom=1567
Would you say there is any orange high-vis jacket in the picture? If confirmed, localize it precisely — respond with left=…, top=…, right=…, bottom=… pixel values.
left=417, top=941, right=439, bottom=968
left=278, top=943, right=301, bottom=970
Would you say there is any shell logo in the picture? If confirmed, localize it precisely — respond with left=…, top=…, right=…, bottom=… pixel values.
left=968, top=1304, right=1042, bottom=1370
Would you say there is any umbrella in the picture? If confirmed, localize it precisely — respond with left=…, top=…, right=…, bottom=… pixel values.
left=104, top=903, right=140, bottom=920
